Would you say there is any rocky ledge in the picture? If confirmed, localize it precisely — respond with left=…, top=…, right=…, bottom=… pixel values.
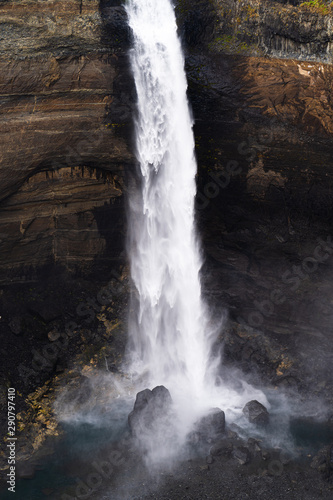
left=178, top=0, right=333, bottom=62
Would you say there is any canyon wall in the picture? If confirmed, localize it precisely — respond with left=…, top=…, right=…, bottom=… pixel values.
left=177, top=0, right=333, bottom=399
left=0, top=0, right=134, bottom=281
left=2, top=0, right=333, bottom=280
left=179, top=0, right=333, bottom=61
left=1, top=0, right=333, bottom=406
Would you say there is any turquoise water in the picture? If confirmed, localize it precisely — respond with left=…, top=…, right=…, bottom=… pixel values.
left=289, top=418, right=333, bottom=452
left=0, top=461, right=74, bottom=500
left=1, top=396, right=332, bottom=500
left=0, top=400, right=131, bottom=500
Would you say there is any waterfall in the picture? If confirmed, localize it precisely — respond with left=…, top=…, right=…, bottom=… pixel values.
left=126, top=0, right=218, bottom=409
left=125, top=0, right=267, bottom=435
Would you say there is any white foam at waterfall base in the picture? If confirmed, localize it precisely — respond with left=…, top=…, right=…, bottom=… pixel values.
left=125, top=0, right=268, bottom=464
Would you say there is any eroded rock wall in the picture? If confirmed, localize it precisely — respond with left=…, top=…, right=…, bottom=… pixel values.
left=2, top=0, right=333, bottom=278
left=175, top=1, right=333, bottom=400
left=0, top=0, right=134, bottom=279
left=178, top=0, right=333, bottom=62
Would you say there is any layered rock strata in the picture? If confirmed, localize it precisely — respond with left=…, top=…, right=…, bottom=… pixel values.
left=0, top=0, right=133, bottom=278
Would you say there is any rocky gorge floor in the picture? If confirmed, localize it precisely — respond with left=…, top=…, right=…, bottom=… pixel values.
left=1, top=373, right=333, bottom=500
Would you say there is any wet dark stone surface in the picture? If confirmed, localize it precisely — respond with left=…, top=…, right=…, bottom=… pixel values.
left=243, top=400, right=270, bottom=426
left=128, top=386, right=173, bottom=438
left=195, top=407, right=226, bottom=440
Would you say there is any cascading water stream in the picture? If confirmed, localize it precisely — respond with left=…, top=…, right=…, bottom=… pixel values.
left=126, top=0, right=218, bottom=408
left=125, top=0, right=267, bottom=438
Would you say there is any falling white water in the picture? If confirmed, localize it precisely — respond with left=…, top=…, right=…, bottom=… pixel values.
left=126, top=0, right=268, bottom=438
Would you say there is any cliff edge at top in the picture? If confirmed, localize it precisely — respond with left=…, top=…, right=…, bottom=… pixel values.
left=177, top=0, right=333, bottom=62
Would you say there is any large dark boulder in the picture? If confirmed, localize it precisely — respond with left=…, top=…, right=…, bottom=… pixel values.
left=209, top=438, right=234, bottom=457
left=243, top=400, right=269, bottom=426
left=195, top=407, right=226, bottom=440
left=311, top=443, right=333, bottom=483
left=128, top=386, right=173, bottom=437
left=232, top=446, right=251, bottom=465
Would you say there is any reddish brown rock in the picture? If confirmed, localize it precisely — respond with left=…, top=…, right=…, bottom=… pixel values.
left=0, top=0, right=133, bottom=276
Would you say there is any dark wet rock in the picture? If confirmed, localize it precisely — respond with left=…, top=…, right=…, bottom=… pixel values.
left=317, top=444, right=333, bottom=482
left=247, top=437, right=262, bottom=456
left=28, top=301, right=62, bottom=323
left=128, top=386, right=172, bottom=437
left=228, top=423, right=243, bottom=436
left=209, top=438, right=234, bottom=457
left=232, top=446, right=251, bottom=465
left=187, top=431, right=201, bottom=445
left=243, top=400, right=269, bottom=426
left=9, top=316, right=23, bottom=335
left=195, top=407, right=226, bottom=440
left=100, top=4, right=132, bottom=50
left=310, top=454, right=327, bottom=470
left=279, top=451, right=292, bottom=465
left=226, top=429, right=239, bottom=440
left=55, top=364, right=65, bottom=373
left=47, top=329, right=61, bottom=342
left=311, top=445, right=333, bottom=481
left=151, top=385, right=172, bottom=408
left=199, top=464, right=210, bottom=471
left=130, top=388, right=153, bottom=413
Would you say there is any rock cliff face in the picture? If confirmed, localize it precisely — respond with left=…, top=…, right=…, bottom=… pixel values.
left=0, top=0, right=134, bottom=280
left=1, top=0, right=333, bottom=279
left=178, top=0, right=333, bottom=62
left=177, top=1, right=333, bottom=402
